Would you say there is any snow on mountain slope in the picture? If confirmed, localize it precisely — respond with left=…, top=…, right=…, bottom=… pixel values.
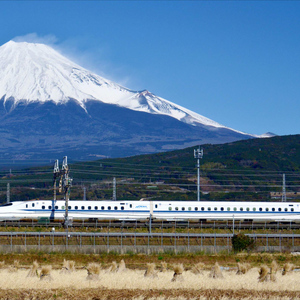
left=0, top=40, right=243, bottom=131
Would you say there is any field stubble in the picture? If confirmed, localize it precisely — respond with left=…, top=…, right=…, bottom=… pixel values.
left=0, top=264, right=300, bottom=299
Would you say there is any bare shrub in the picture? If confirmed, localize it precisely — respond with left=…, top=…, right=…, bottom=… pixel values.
left=236, top=262, right=251, bottom=275
left=0, top=261, right=5, bottom=268
left=258, top=265, right=270, bottom=282
left=191, top=262, right=204, bottom=275
left=282, top=263, right=295, bottom=275
left=144, top=263, right=158, bottom=279
left=86, top=263, right=101, bottom=281
left=171, top=264, right=184, bottom=282
left=209, top=262, right=223, bottom=279
left=40, top=265, right=52, bottom=281
left=27, top=261, right=39, bottom=278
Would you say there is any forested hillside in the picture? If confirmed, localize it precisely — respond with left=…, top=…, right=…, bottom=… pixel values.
left=1, top=135, right=299, bottom=203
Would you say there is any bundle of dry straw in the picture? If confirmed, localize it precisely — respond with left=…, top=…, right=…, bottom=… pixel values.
left=258, top=264, right=276, bottom=282
left=107, top=261, right=118, bottom=273
left=117, top=259, right=126, bottom=273
left=86, top=263, right=101, bottom=280
left=282, top=263, right=295, bottom=275
left=160, top=261, right=167, bottom=273
left=171, top=264, right=184, bottom=282
left=27, top=261, right=39, bottom=278
left=144, top=263, right=158, bottom=279
left=209, top=262, right=223, bottom=279
left=8, top=260, right=20, bottom=273
left=60, top=259, right=75, bottom=274
left=40, top=265, right=52, bottom=281
left=191, top=262, right=205, bottom=275
left=236, top=262, right=251, bottom=275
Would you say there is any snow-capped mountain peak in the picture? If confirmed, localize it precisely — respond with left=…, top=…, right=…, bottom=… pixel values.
left=0, top=40, right=244, bottom=132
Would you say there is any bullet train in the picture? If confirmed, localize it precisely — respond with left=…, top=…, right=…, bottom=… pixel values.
left=0, top=199, right=299, bottom=222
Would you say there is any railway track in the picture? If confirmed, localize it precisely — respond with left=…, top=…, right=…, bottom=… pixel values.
left=0, top=219, right=299, bottom=231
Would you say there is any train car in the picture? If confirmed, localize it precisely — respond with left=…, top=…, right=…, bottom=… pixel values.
left=0, top=199, right=300, bottom=222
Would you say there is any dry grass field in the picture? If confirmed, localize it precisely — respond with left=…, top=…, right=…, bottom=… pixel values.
left=0, top=258, right=300, bottom=299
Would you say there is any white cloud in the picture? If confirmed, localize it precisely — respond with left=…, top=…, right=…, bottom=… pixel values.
left=11, top=33, right=141, bottom=90
left=12, top=33, right=58, bottom=45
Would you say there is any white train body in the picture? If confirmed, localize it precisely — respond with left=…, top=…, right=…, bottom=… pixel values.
left=0, top=199, right=300, bottom=222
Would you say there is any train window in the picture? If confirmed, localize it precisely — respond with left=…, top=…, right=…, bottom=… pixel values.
left=175, top=207, right=179, bottom=211
left=155, top=204, right=158, bottom=209
left=130, top=204, right=132, bottom=208
left=26, top=204, right=28, bottom=208
left=121, top=206, right=124, bottom=210
left=291, top=208, right=294, bottom=212
left=61, top=206, right=65, bottom=210
left=95, top=206, right=98, bottom=210
left=234, top=207, right=237, bottom=211
left=88, top=206, right=91, bottom=210
left=272, top=208, right=275, bottom=212
left=266, top=208, right=269, bottom=212
left=182, top=207, right=185, bottom=211
left=101, top=206, right=105, bottom=210
left=188, top=207, right=191, bottom=211
left=221, top=207, right=224, bottom=211
left=285, top=208, right=288, bottom=212
left=195, top=207, right=198, bottom=211
left=42, top=206, right=45, bottom=209
left=227, top=207, right=230, bottom=211
left=259, top=208, right=262, bottom=211
left=114, top=206, right=118, bottom=210
left=169, top=207, right=172, bottom=211
left=201, top=207, right=205, bottom=211
left=240, top=208, right=243, bottom=211
left=81, top=206, right=85, bottom=210
left=278, top=208, right=282, bottom=212
left=108, top=206, right=111, bottom=210
left=75, top=206, right=78, bottom=210
left=48, top=206, right=52, bottom=209
left=246, top=207, right=250, bottom=211
left=55, top=206, right=58, bottom=209
left=68, top=206, right=71, bottom=210
left=208, top=207, right=211, bottom=211
left=253, top=208, right=256, bottom=211
left=32, top=203, right=35, bottom=207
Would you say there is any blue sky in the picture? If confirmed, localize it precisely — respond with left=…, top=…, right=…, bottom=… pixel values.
left=0, top=1, right=299, bottom=136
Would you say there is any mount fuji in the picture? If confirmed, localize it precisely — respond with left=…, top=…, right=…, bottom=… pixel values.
left=0, top=40, right=253, bottom=162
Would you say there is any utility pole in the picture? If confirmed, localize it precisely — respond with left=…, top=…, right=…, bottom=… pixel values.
left=53, top=157, right=72, bottom=229
left=282, top=173, right=286, bottom=202
left=194, top=147, right=203, bottom=201
left=61, top=156, right=72, bottom=230
left=53, top=160, right=59, bottom=202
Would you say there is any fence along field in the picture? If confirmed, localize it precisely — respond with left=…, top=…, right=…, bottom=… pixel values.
left=1, top=231, right=300, bottom=254
left=1, top=259, right=300, bottom=299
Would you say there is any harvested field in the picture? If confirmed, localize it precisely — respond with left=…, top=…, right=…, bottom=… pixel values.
left=0, top=265, right=300, bottom=299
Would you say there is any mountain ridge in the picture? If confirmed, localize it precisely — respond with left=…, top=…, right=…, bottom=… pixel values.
left=0, top=40, right=246, bottom=132
left=0, top=40, right=255, bottom=162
